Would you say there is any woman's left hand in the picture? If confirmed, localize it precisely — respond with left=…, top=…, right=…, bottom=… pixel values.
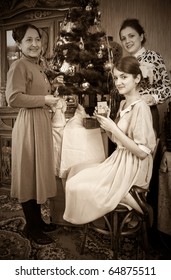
left=96, top=115, right=117, bottom=132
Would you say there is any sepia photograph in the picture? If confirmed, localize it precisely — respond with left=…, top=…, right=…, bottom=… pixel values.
left=0, top=0, right=171, bottom=275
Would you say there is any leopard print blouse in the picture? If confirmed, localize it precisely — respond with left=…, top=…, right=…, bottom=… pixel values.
left=137, top=49, right=171, bottom=104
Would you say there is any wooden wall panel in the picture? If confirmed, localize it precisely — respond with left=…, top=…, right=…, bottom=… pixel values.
left=100, top=0, right=171, bottom=73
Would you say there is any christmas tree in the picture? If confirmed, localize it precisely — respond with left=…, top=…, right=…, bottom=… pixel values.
left=45, top=0, right=122, bottom=117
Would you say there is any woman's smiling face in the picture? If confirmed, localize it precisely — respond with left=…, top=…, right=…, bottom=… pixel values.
left=120, top=26, right=143, bottom=55
left=113, top=68, right=140, bottom=96
left=18, top=27, right=42, bottom=58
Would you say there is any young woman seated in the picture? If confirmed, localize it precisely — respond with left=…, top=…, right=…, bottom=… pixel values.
left=63, top=56, right=156, bottom=225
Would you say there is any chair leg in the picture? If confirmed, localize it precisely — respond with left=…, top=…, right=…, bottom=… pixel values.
left=80, top=224, right=88, bottom=255
left=103, top=214, right=113, bottom=248
left=134, top=227, right=142, bottom=259
left=112, top=211, right=119, bottom=259
left=142, top=219, right=149, bottom=259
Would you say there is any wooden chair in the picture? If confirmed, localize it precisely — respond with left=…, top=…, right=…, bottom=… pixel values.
left=80, top=139, right=160, bottom=259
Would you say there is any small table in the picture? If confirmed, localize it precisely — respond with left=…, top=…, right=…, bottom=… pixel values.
left=158, top=150, right=171, bottom=235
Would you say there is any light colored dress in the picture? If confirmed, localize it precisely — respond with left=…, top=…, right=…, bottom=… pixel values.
left=63, top=99, right=156, bottom=225
left=5, top=56, right=57, bottom=204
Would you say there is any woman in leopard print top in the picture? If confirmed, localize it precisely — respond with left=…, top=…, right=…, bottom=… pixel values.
left=119, top=18, right=171, bottom=104
left=119, top=18, right=171, bottom=135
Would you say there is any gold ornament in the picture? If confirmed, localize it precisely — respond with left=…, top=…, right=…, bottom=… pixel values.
left=60, top=60, right=70, bottom=74
left=104, top=61, right=113, bottom=71
left=87, top=63, right=94, bottom=69
left=56, top=39, right=63, bottom=46
left=68, top=65, right=75, bottom=76
left=97, top=50, right=103, bottom=59
left=86, top=4, right=92, bottom=11
left=60, top=21, right=75, bottom=33
left=100, top=44, right=105, bottom=50
left=79, top=37, right=85, bottom=50
left=82, top=81, right=90, bottom=91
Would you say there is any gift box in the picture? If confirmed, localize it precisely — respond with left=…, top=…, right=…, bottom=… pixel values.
left=83, top=117, right=100, bottom=129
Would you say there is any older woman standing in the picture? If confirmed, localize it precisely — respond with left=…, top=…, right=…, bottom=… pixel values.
left=119, top=18, right=171, bottom=136
left=5, top=24, right=58, bottom=244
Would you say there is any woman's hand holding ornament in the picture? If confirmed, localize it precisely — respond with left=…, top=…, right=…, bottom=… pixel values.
left=45, top=95, right=59, bottom=107
left=95, top=115, right=117, bottom=133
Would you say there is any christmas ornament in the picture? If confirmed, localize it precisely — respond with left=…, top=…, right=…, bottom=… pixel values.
left=94, top=17, right=98, bottom=24
left=97, top=50, right=103, bottom=59
left=87, top=63, right=94, bottom=69
left=68, top=65, right=75, bottom=76
left=54, top=59, right=62, bottom=69
left=104, top=61, right=113, bottom=71
left=63, top=49, right=68, bottom=57
left=86, top=4, right=92, bottom=11
left=56, top=39, right=64, bottom=46
left=79, top=37, right=85, bottom=50
left=60, top=21, right=75, bottom=33
left=97, top=11, right=101, bottom=18
left=60, top=60, right=71, bottom=74
left=100, top=44, right=105, bottom=50
left=52, top=65, right=59, bottom=71
left=82, top=81, right=90, bottom=91
left=62, top=36, right=71, bottom=44
left=104, top=35, right=115, bottom=72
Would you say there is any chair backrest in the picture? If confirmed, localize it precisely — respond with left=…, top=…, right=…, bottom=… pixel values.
left=152, top=138, right=160, bottom=161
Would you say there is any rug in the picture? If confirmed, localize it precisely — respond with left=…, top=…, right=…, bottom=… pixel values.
left=0, top=187, right=163, bottom=260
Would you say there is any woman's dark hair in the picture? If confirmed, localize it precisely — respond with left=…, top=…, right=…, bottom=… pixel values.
left=114, top=56, right=143, bottom=80
left=12, top=23, right=41, bottom=43
left=119, top=18, right=146, bottom=45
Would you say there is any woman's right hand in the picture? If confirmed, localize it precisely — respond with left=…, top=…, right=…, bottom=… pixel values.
left=52, top=75, right=64, bottom=87
left=96, top=115, right=116, bottom=132
left=45, top=95, right=59, bottom=107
